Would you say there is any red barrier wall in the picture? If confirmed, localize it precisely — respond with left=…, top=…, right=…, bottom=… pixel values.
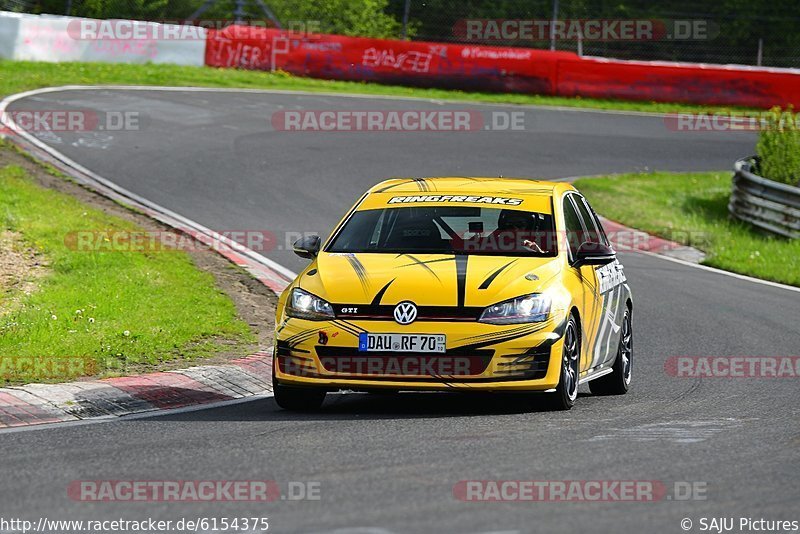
left=205, top=26, right=574, bottom=95
left=205, top=26, right=800, bottom=108
left=555, top=57, right=800, bottom=108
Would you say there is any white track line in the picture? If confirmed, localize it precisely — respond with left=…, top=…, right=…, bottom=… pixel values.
left=0, top=394, right=274, bottom=435
left=0, top=84, right=678, bottom=117
left=632, top=249, right=800, bottom=294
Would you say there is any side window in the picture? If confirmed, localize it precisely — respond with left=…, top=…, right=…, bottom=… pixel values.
left=562, top=195, right=584, bottom=259
left=573, top=195, right=602, bottom=245
left=582, top=198, right=610, bottom=247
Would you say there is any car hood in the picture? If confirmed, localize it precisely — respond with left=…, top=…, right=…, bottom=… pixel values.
left=298, top=252, right=561, bottom=307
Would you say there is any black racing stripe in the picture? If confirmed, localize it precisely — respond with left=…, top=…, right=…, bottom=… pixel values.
left=345, top=254, right=370, bottom=291
left=398, top=256, right=455, bottom=267
left=455, top=322, right=550, bottom=352
left=478, top=259, right=518, bottom=290
left=290, top=332, right=317, bottom=345
left=287, top=331, right=319, bottom=348
left=371, top=279, right=395, bottom=306
left=331, top=320, right=359, bottom=336
left=456, top=328, right=542, bottom=352
left=455, top=254, right=468, bottom=307
left=412, top=177, right=429, bottom=192
left=453, top=325, right=545, bottom=351
left=461, top=316, right=557, bottom=344
left=338, top=319, right=367, bottom=333
left=332, top=320, right=365, bottom=336
left=400, top=254, right=442, bottom=281
left=284, top=328, right=317, bottom=344
left=457, top=322, right=536, bottom=343
left=373, top=179, right=416, bottom=193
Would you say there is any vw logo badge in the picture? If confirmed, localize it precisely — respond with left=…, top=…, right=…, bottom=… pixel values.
left=393, top=301, right=418, bottom=325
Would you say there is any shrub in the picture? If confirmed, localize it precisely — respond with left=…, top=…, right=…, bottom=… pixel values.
left=269, top=0, right=404, bottom=38
left=756, top=106, right=800, bottom=186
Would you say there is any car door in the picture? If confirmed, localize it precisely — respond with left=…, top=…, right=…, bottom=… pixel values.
left=561, top=193, right=604, bottom=375
left=572, top=194, right=626, bottom=368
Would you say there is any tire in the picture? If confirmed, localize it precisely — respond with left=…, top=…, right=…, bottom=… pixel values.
left=272, top=356, right=326, bottom=411
left=589, top=307, right=632, bottom=396
left=549, top=314, right=580, bottom=410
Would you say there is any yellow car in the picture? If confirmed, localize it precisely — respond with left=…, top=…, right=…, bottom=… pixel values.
left=273, top=178, right=633, bottom=410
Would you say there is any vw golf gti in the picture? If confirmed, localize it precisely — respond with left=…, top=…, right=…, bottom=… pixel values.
left=273, top=178, right=633, bottom=410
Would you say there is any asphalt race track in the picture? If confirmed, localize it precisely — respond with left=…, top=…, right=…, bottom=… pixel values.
left=2, top=89, right=798, bottom=533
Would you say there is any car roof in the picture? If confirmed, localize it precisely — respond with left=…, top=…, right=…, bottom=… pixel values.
left=367, top=177, right=576, bottom=196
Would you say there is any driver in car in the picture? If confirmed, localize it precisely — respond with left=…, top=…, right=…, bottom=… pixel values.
left=474, top=210, right=546, bottom=254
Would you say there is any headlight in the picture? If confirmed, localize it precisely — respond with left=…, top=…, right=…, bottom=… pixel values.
left=286, top=288, right=334, bottom=320
left=479, top=294, right=551, bottom=324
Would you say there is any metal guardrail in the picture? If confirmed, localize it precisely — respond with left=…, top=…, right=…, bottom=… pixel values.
left=730, top=157, right=800, bottom=239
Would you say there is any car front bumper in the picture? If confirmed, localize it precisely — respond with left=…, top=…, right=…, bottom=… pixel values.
left=273, top=315, right=566, bottom=392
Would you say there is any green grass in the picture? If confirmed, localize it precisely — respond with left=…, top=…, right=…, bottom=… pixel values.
left=0, top=163, right=255, bottom=383
left=574, top=171, right=800, bottom=287
left=0, top=60, right=758, bottom=114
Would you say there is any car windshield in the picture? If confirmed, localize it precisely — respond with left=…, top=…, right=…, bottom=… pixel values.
left=327, top=206, right=557, bottom=256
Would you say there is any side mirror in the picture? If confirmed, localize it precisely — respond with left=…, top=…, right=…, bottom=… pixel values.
left=293, top=235, right=321, bottom=259
left=573, top=241, right=615, bottom=267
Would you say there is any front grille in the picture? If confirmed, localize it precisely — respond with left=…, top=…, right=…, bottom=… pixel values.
left=315, top=345, right=494, bottom=381
left=315, top=346, right=494, bottom=378
left=277, top=342, right=553, bottom=382
left=332, top=304, right=483, bottom=321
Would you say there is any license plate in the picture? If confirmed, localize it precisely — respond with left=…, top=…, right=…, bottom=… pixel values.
left=358, top=333, right=446, bottom=353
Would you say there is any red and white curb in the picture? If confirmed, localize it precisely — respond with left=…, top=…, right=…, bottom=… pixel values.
left=599, top=217, right=706, bottom=263
left=0, top=350, right=273, bottom=428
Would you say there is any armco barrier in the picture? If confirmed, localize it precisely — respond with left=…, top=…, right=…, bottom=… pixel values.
left=730, top=157, right=800, bottom=239
left=0, top=11, right=206, bottom=65
left=206, top=25, right=800, bottom=109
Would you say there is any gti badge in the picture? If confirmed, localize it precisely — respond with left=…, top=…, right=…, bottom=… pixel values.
left=393, top=301, right=418, bottom=325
